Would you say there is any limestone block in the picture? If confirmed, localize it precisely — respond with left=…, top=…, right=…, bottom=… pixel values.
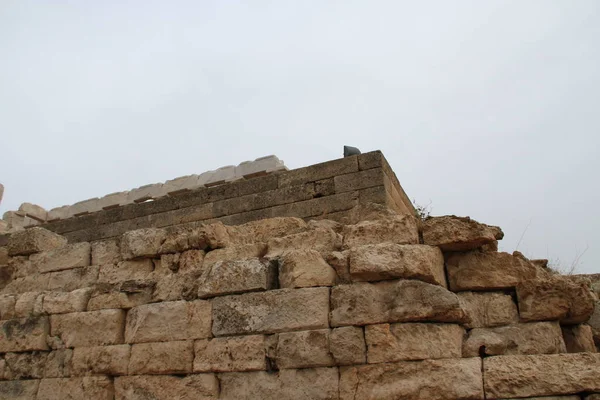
left=342, top=214, right=419, bottom=249
left=0, top=294, right=16, bottom=319
left=44, top=349, right=73, bottom=378
left=330, top=279, right=467, bottom=327
left=87, top=281, right=154, bottom=311
left=115, top=374, right=219, bottom=400
left=446, top=251, right=543, bottom=291
left=163, top=174, right=202, bottom=195
left=0, top=316, right=49, bottom=352
left=91, top=238, right=120, bottom=265
left=160, top=222, right=229, bottom=253
left=47, top=206, right=70, bottom=221
left=120, top=228, right=166, bottom=260
left=266, top=228, right=342, bottom=258
left=129, top=340, right=193, bottom=374
left=178, top=249, right=205, bottom=272
left=278, top=249, right=336, bottom=288
left=219, top=368, right=339, bottom=400
left=30, top=242, right=91, bottom=273
left=589, top=301, right=600, bottom=349
left=128, top=183, right=166, bottom=203
left=14, top=291, right=45, bottom=317
left=422, top=215, right=501, bottom=251
left=458, top=291, right=519, bottom=329
left=203, top=243, right=266, bottom=267
left=0, top=219, right=8, bottom=234
left=235, top=155, right=286, bottom=178
left=366, top=323, right=464, bottom=363
left=37, top=377, right=113, bottom=400
left=194, top=335, right=266, bottom=372
left=18, top=203, right=47, bottom=222
left=3, top=351, right=48, bottom=379
left=50, top=309, right=125, bottom=347
left=42, top=288, right=92, bottom=314
left=204, top=165, right=236, bottom=186
left=275, top=329, right=334, bottom=369
left=3, top=211, right=25, bottom=231
left=0, top=380, right=40, bottom=400
left=7, top=227, right=67, bottom=256
left=197, top=258, right=272, bottom=298
left=517, top=276, right=596, bottom=324
left=71, top=344, right=130, bottom=376
left=98, top=191, right=130, bottom=210
left=46, top=266, right=99, bottom=292
left=340, top=358, right=483, bottom=400
left=1, top=274, right=49, bottom=295
left=463, top=321, right=566, bottom=357
left=348, top=243, right=446, bottom=286
left=562, top=324, right=597, bottom=353
left=68, top=198, right=100, bottom=217
left=326, top=250, right=351, bottom=283
left=98, top=259, right=153, bottom=284
left=125, top=300, right=211, bottom=343
left=330, top=326, right=366, bottom=365
left=22, top=216, right=41, bottom=227
left=484, top=353, right=600, bottom=398
left=226, top=217, right=307, bottom=245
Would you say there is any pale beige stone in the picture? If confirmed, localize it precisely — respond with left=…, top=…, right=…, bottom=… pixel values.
left=326, top=250, right=351, bottom=284
left=562, top=324, right=597, bottom=353
left=44, top=349, right=73, bottom=378
left=160, top=222, right=229, bottom=253
left=14, top=291, right=44, bottom=317
left=330, top=326, right=366, bottom=365
left=72, top=344, right=130, bottom=375
left=342, top=214, right=419, bottom=249
left=517, top=276, right=596, bottom=324
left=127, top=183, right=167, bottom=203
left=463, top=321, right=566, bottom=357
left=275, top=329, right=334, bottom=369
left=125, top=300, right=211, bottom=343
left=0, top=316, right=49, bottom=352
left=422, top=215, right=500, bottom=251
left=366, top=323, right=464, bottom=363
left=197, top=258, right=272, bottom=298
left=46, top=266, right=99, bottom=291
left=203, top=243, right=266, bottom=266
left=266, top=228, right=341, bottom=257
left=340, top=358, right=483, bottom=400
left=458, top=291, right=519, bottom=329
left=194, top=335, right=266, bottom=372
left=226, top=217, right=308, bottom=245
left=179, top=249, right=205, bottom=272
left=0, top=220, right=8, bottom=234
left=0, top=246, right=8, bottom=266
left=1, top=274, right=49, bottom=294
left=97, top=259, right=153, bottom=284
left=42, top=288, right=92, bottom=314
left=129, top=340, right=193, bottom=374
left=278, top=249, right=336, bottom=288
left=212, top=287, right=329, bottom=336
left=330, top=280, right=467, bottom=327
left=115, top=374, right=219, bottom=400
left=18, top=203, right=47, bottom=222
left=91, top=239, right=120, bottom=265
left=87, top=281, right=154, bottom=311
left=484, top=353, right=600, bottom=398
left=8, top=256, right=36, bottom=279
left=37, top=377, right=113, bottom=400
left=120, top=228, right=166, bottom=260
left=47, top=206, right=69, bottom=221
left=30, top=242, right=91, bottom=273
left=50, top=309, right=125, bottom=347
left=446, top=251, right=544, bottom=291
left=7, top=227, right=67, bottom=256
left=348, top=243, right=446, bottom=287
left=0, top=294, right=16, bottom=319
left=219, top=368, right=339, bottom=400
left=3, top=351, right=47, bottom=379
left=0, top=380, right=40, bottom=400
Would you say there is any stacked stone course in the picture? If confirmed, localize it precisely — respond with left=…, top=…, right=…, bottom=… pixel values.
left=0, top=152, right=598, bottom=399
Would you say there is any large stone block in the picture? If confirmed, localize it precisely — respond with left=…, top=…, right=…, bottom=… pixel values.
left=225, top=217, right=307, bottom=245
left=128, top=183, right=166, bottom=203
left=212, top=287, right=329, bottom=336
left=458, top=291, right=519, bottom=329
left=484, top=353, right=600, bottom=398
left=7, top=227, right=67, bottom=256
left=129, top=340, right=193, bottom=374
left=202, top=243, right=266, bottom=267
left=348, top=243, right=446, bottom=286
left=30, top=242, right=91, bottom=273
left=44, top=349, right=73, bottom=378
left=115, top=374, right=219, bottom=400
left=0, top=316, right=49, bottom=352
left=517, top=276, right=596, bottom=324
left=87, top=281, right=154, bottom=311
left=446, top=251, right=543, bottom=291
left=463, top=321, right=566, bottom=357
left=0, top=294, right=16, bottom=319
left=278, top=155, right=358, bottom=188
left=266, top=228, right=341, bottom=257
left=277, top=249, right=336, bottom=288
left=46, top=266, right=99, bottom=292
left=97, top=259, right=153, bottom=284
left=125, top=300, right=211, bottom=343
left=275, top=329, right=334, bottom=369
left=422, top=215, right=501, bottom=251
left=72, top=344, right=130, bottom=376
left=98, top=191, right=130, bottom=210
left=330, top=326, right=366, bottom=365
left=18, top=203, right=48, bottom=222
left=50, top=309, right=125, bottom=347
left=197, top=258, right=273, bottom=299
left=120, top=228, right=166, bottom=260
left=42, top=288, right=92, bottom=314
left=562, top=324, right=597, bottom=353
left=339, top=358, right=483, bottom=400
left=47, top=206, right=70, bottom=222
left=3, top=351, right=47, bottom=379
left=91, top=239, right=120, bottom=265
left=36, top=377, right=114, bottom=400
left=342, top=214, right=419, bottom=249
left=235, top=155, right=286, bottom=178
left=0, top=380, right=40, bottom=400
left=330, top=280, right=467, bottom=327
left=219, top=367, right=339, bottom=400
left=366, top=323, right=464, bottom=363
left=194, top=335, right=266, bottom=372
left=14, top=291, right=44, bottom=317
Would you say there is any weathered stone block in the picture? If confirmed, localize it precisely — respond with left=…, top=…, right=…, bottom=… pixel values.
left=42, top=288, right=92, bottom=314
left=47, top=206, right=70, bottom=221
left=204, top=165, right=236, bottom=186
left=50, top=309, right=125, bottom=347
left=517, top=276, right=596, bottom=324
left=0, top=380, right=40, bottom=400
left=67, top=198, right=101, bottom=217
left=129, top=340, right=193, bottom=374
left=0, top=294, right=16, bottom=319
left=348, top=243, right=446, bottom=286
left=115, top=374, right=219, bottom=400
left=278, top=249, right=336, bottom=288
left=235, top=155, right=286, bottom=178
left=340, top=358, right=483, bottom=400
left=72, top=344, right=130, bottom=375
left=98, top=259, right=153, bottom=284
left=366, top=323, right=464, bottom=363
left=0, top=316, right=49, bottom=352
left=37, top=377, right=114, bottom=400
left=125, top=300, right=211, bottom=343
left=44, top=349, right=73, bottom=378
left=87, top=283, right=153, bottom=311
left=163, top=174, right=202, bottom=195
left=212, top=287, right=329, bottom=336
left=7, top=227, right=67, bottom=256
left=18, top=203, right=47, bottom=222
left=91, top=239, right=120, bottom=265
left=225, top=217, right=307, bottom=245
left=98, top=191, right=130, bottom=210
left=484, top=353, right=600, bottom=398
left=219, top=367, right=339, bottom=400
left=458, top=291, right=519, bottom=329
left=422, top=215, right=501, bottom=251
left=3, top=351, right=47, bottom=379
left=203, top=243, right=266, bottom=266
left=30, top=242, right=91, bottom=273
left=197, top=258, right=273, bottom=299
left=46, top=266, right=99, bottom=292
left=463, top=321, right=566, bottom=357
left=14, top=291, right=44, bottom=317
left=120, top=228, right=166, bottom=260
left=266, top=228, right=341, bottom=257
left=275, top=329, right=334, bottom=369
left=342, top=214, right=419, bottom=249
left=562, top=324, right=597, bottom=353
left=330, top=280, right=467, bottom=327
left=194, top=335, right=266, bottom=372
left=330, top=326, right=366, bottom=365
left=128, top=183, right=166, bottom=203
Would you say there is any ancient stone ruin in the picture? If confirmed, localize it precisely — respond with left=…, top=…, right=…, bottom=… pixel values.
left=0, top=151, right=598, bottom=399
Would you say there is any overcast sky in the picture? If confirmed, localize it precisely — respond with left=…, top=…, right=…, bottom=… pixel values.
left=1, top=1, right=598, bottom=274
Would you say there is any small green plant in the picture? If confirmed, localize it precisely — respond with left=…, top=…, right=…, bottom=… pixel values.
left=413, top=199, right=432, bottom=221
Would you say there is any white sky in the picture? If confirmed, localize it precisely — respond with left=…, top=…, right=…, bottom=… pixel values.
left=0, top=1, right=598, bottom=274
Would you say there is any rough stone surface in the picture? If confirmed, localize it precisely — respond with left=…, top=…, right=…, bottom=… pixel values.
left=115, top=374, right=219, bottom=400
left=339, top=358, right=483, bottom=400
left=0, top=294, right=16, bottom=319
left=562, top=324, right=597, bottom=353
left=91, top=239, right=120, bottom=265
left=46, top=266, right=99, bottom=292
left=194, top=335, right=266, bottom=372
left=44, top=349, right=73, bottom=378
left=342, top=214, right=419, bottom=249
left=0, top=316, right=49, bottom=352
left=50, top=309, right=125, bottom=347
left=463, top=321, right=566, bottom=357
left=14, top=291, right=44, bottom=317
left=72, top=344, right=130, bottom=375
left=348, top=243, right=446, bottom=287
left=7, top=227, right=67, bottom=256
left=588, top=301, right=600, bottom=350
left=266, top=228, right=341, bottom=257
left=3, top=351, right=47, bottom=379
left=0, top=380, right=40, bottom=400
left=275, top=329, right=334, bottom=369
left=197, top=258, right=272, bottom=298
left=202, top=243, right=266, bottom=267
left=422, top=215, right=500, bottom=251
left=30, top=242, right=91, bottom=273
left=330, top=326, right=366, bottom=365
left=484, top=353, right=600, bottom=398
left=517, top=276, right=596, bottom=324
left=36, top=377, right=114, bottom=400
left=42, top=288, right=92, bottom=314
left=458, top=291, right=519, bottom=329
left=212, top=287, right=329, bottom=336
left=129, top=340, right=193, bottom=374
left=120, top=228, right=166, bottom=260
left=330, top=280, right=467, bottom=327
left=278, top=249, right=336, bottom=288
left=366, top=323, right=464, bottom=363
left=226, top=217, right=307, bottom=245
